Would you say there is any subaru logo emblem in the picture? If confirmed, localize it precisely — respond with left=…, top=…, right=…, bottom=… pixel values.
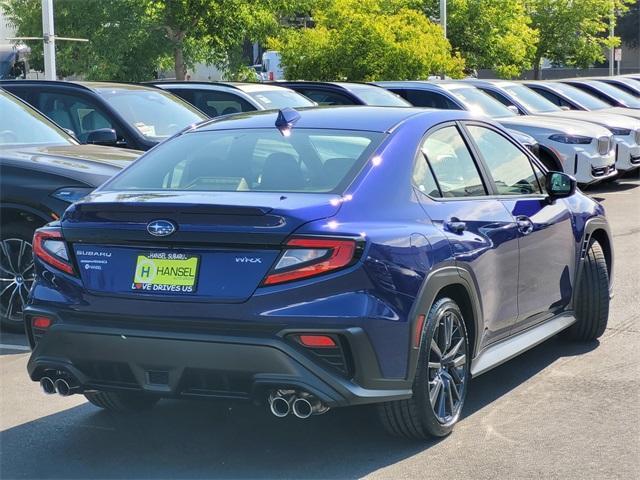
left=147, top=220, right=176, bottom=237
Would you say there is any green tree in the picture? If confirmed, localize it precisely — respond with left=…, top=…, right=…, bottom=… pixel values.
left=445, top=0, right=538, bottom=78
left=526, top=0, right=634, bottom=78
left=0, top=0, right=306, bottom=81
left=1, top=0, right=166, bottom=81
left=269, top=0, right=465, bottom=81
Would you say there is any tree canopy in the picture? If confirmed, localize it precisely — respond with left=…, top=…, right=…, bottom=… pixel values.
left=445, top=0, right=538, bottom=78
left=0, top=0, right=305, bottom=80
left=269, top=0, right=465, bottom=81
left=525, top=0, right=635, bottom=77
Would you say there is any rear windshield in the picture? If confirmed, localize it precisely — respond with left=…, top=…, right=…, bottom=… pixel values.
left=245, top=89, right=315, bottom=109
left=104, top=128, right=384, bottom=193
left=0, top=90, right=75, bottom=147
left=345, top=84, right=411, bottom=107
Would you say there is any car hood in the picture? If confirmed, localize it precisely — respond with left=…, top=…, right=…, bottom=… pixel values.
left=497, top=114, right=612, bottom=138
left=600, top=107, right=640, bottom=121
left=543, top=110, right=640, bottom=131
left=0, top=144, right=142, bottom=186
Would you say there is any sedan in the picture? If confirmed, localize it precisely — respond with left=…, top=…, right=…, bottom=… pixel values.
left=0, top=88, right=140, bottom=330
left=150, top=81, right=315, bottom=117
left=24, top=106, right=611, bottom=439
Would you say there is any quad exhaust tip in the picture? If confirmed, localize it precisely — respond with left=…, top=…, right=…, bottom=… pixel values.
left=268, top=389, right=329, bottom=418
left=40, top=377, right=56, bottom=395
left=54, top=378, right=74, bottom=397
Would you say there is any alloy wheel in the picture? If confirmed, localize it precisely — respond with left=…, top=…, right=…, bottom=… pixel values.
left=427, top=308, right=468, bottom=424
left=0, top=238, right=35, bottom=325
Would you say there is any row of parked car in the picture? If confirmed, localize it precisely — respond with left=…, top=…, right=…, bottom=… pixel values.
left=0, top=74, right=639, bottom=329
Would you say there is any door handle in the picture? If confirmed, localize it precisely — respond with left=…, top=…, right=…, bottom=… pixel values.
left=516, top=216, right=534, bottom=235
left=445, top=217, right=466, bottom=234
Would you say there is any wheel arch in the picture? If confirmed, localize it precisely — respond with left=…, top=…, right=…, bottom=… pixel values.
left=537, top=145, right=563, bottom=171
left=1, top=204, right=50, bottom=232
left=574, top=216, right=614, bottom=305
left=406, top=266, right=483, bottom=382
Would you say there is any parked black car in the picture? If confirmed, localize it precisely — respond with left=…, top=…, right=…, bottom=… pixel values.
left=0, top=80, right=207, bottom=151
left=150, top=81, right=315, bottom=117
left=0, top=88, right=140, bottom=330
left=271, top=81, right=411, bottom=106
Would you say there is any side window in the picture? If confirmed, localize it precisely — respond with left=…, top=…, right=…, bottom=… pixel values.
left=192, top=90, right=255, bottom=117
left=412, top=155, right=441, bottom=198
left=421, top=126, right=486, bottom=197
left=531, top=161, right=547, bottom=194
left=482, top=89, right=514, bottom=107
left=534, top=88, right=563, bottom=106
left=406, top=90, right=460, bottom=109
left=466, top=125, right=542, bottom=195
left=298, top=89, right=356, bottom=105
left=35, top=91, right=115, bottom=142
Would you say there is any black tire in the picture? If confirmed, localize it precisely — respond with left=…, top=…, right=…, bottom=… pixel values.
left=564, top=240, right=610, bottom=341
left=84, top=391, right=159, bottom=412
left=1, top=223, right=37, bottom=331
left=377, top=297, right=470, bottom=439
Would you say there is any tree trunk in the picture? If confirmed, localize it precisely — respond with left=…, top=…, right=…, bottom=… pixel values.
left=174, top=45, right=186, bottom=81
left=533, top=56, right=541, bottom=80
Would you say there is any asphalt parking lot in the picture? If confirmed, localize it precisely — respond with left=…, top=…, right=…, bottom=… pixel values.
left=0, top=176, right=638, bottom=480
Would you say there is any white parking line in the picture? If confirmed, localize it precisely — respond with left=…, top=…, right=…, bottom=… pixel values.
left=0, top=343, right=31, bottom=351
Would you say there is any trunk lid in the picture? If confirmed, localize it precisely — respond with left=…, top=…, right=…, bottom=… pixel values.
left=62, top=190, right=341, bottom=302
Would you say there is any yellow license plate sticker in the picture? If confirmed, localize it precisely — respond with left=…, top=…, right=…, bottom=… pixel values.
left=132, top=253, right=199, bottom=293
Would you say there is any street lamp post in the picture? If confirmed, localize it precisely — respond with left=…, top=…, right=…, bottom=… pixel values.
left=440, top=0, right=447, bottom=38
left=41, top=0, right=56, bottom=80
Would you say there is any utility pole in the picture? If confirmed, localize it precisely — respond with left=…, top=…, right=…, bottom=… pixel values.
left=41, top=0, right=56, bottom=80
left=8, top=0, right=88, bottom=80
left=440, top=0, right=447, bottom=39
left=609, top=2, right=615, bottom=76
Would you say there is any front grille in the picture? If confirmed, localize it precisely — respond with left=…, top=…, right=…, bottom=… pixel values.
left=591, top=164, right=616, bottom=177
left=635, top=129, right=640, bottom=144
left=597, top=136, right=612, bottom=156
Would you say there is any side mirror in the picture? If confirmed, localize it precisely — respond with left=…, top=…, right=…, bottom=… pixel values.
left=85, top=128, right=118, bottom=147
left=560, top=105, right=571, bottom=111
left=546, top=171, right=576, bottom=200
left=507, top=105, right=520, bottom=114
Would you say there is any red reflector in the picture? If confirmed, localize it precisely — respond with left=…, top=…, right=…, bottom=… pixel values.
left=32, top=316, right=52, bottom=329
left=299, top=335, right=336, bottom=348
left=413, top=314, right=426, bottom=348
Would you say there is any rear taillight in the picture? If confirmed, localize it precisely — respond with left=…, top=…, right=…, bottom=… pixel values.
left=33, top=228, right=74, bottom=275
left=263, top=237, right=357, bottom=286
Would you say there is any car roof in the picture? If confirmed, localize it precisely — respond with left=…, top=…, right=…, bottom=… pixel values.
left=192, top=106, right=473, bottom=133
left=374, top=80, right=473, bottom=93
left=0, top=79, right=163, bottom=93
left=459, top=79, right=520, bottom=88
left=150, top=81, right=294, bottom=93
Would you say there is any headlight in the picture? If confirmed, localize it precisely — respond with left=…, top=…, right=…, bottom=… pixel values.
left=50, top=187, right=94, bottom=204
left=609, top=127, right=631, bottom=136
left=548, top=134, right=592, bottom=144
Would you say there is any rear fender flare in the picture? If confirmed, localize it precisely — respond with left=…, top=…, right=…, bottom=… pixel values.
left=572, top=216, right=613, bottom=307
left=405, top=265, right=483, bottom=382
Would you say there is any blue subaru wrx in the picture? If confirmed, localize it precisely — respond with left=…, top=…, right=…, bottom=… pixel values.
left=25, top=106, right=612, bottom=439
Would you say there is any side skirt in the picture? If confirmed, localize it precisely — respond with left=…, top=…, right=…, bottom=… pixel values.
left=470, top=312, right=576, bottom=377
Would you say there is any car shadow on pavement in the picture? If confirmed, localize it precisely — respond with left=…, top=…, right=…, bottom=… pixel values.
left=0, top=337, right=598, bottom=479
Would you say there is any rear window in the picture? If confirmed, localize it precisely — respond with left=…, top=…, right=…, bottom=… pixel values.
left=245, top=89, right=315, bottom=109
left=104, top=128, right=384, bottom=193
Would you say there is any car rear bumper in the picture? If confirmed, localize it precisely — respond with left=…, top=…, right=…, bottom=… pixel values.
left=24, top=307, right=413, bottom=408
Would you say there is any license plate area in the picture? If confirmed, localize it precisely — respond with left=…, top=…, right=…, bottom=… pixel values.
left=132, top=252, right=199, bottom=294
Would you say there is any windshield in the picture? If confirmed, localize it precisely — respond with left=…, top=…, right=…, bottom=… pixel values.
left=0, top=90, right=75, bottom=147
left=345, top=84, right=411, bottom=106
left=503, top=84, right=560, bottom=113
left=96, top=87, right=206, bottom=141
left=588, top=81, right=640, bottom=108
left=547, top=83, right=610, bottom=110
left=448, top=87, right=517, bottom=118
left=104, top=128, right=384, bottom=194
left=245, top=89, right=315, bottom=109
